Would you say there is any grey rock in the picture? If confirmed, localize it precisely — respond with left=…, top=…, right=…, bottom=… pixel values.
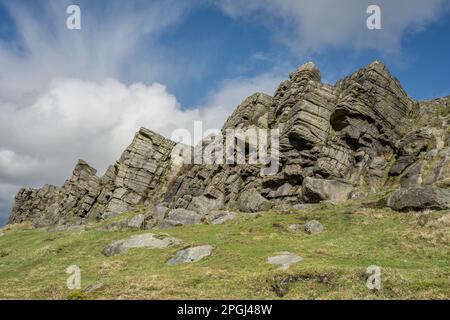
left=84, top=282, right=104, bottom=293
left=159, top=209, right=202, bottom=229
left=151, top=205, right=169, bottom=223
left=237, top=189, right=271, bottom=212
left=207, top=211, right=236, bottom=225
left=9, top=128, right=181, bottom=227
left=400, top=160, right=427, bottom=187
left=127, top=214, right=146, bottom=229
left=387, top=187, right=450, bottom=211
left=287, top=224, right=302, bottom=231
left=304, top=220, right=324, bottom=234
left=167, top=245, right=213, bottom=265
left=102, top=233, right=182, bottom=257
left=303, top=177, right=355, bottom=203
left=267, top=253, right=303, bottom=270
left=8, top=62, right=450, bottom=227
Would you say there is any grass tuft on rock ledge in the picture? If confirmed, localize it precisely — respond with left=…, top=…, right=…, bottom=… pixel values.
left=0, top=200, right=448, bottom=300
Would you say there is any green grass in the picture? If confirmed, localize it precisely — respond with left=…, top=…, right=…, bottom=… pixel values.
left=0, top=199, right=449, bottom=300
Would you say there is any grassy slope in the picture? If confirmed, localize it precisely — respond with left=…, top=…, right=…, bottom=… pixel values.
left=0, top=198, right=449, bottom=300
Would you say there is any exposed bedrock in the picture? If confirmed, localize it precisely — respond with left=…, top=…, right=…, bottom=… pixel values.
left=9, top=61, right=450, bottom=226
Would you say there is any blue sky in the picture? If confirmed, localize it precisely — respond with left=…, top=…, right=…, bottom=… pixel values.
left=0, top=0, right=449, bottom=225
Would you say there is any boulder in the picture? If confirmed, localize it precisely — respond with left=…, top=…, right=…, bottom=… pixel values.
left=151, top=205, right=169, bottom=223
left=206, top=211, right=236, bottom=225
left=159, top=209, right=202, bottom=229
left=167, top=245, right=213, bottom=265
left=304, top=220, right=324, bottom=235
left=267, top=253, right=302, bottom=270
left=387, top=187, right=450, bottom=211
left=237, top=189, right=271, bottom=212
left=302, top=177, right=355, bottom=203
left=102, top=233, right=182, bottom=256
left=127, top=214, right=146, bottom=229
left=287, top=224, right=302, bottom=231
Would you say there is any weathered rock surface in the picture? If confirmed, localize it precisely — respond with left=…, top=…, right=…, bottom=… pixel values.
left=8, top=61, right=450, bottom=227
left=9, top=129, right=182, bottom=227
left=127, top=214, right=146, bottom=229
left=304, top=220, right=324, bottom=235
left=159, top=208, right=203, bottom=229
left=287, top=224, right=302, bottom=231
left=84, top=282, right=104, bottom=294
left=387, top=187, right=450, bottom=211
left=302, top=177, right=355, bottom=203
left=167, top=245, right=213, bottom=265
left=102, top=233, right=182, bottom=257
left=206, top=211, right=236, bottom=225
left=267, top=253, right=302, bottom=270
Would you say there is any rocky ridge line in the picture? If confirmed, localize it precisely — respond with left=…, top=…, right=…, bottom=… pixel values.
left=8, top=61, right=450, bottom=227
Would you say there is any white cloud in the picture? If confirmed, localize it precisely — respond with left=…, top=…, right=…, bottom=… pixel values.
left=216, top=0, right=449, bottom=54
left=0, top=0, right=193, bottom=104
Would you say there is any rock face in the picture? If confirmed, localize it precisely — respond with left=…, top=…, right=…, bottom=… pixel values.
left=8, top=61, right=450, bottom=226
left=9, top=129, right=182, bottom=226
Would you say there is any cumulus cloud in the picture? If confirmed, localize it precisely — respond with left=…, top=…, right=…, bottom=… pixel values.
left=0, top=0, right=194, bottom=104
left=216, top=0, right=449, bottom=54
left=0, top=0, right=192, bottom=223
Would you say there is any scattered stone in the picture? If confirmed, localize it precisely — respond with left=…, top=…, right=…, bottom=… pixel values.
left=387, top=187, right=450, bottom=211
left=267, top=252, right=302, bottom=270
left=287, top=224, right=302, bottom=231
left=167, top=245, right=213, bottom=265
left=304, top=220, right=324, bottom=235
left=102, top=233, right=182, bottom=257
left=84, top=282, right=104, bottom=294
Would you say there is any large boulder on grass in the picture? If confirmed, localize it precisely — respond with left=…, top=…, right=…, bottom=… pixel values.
left=387, top=187, right=450, bottom=211
left=167, top=245, right=213, bottom=265
left=102, top=233, right=182, bottom=256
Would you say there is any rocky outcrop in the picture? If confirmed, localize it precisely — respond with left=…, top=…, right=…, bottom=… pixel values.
left=8, top=61, right=450, bottom=227
left=9, top=128, right=182, bottom=226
